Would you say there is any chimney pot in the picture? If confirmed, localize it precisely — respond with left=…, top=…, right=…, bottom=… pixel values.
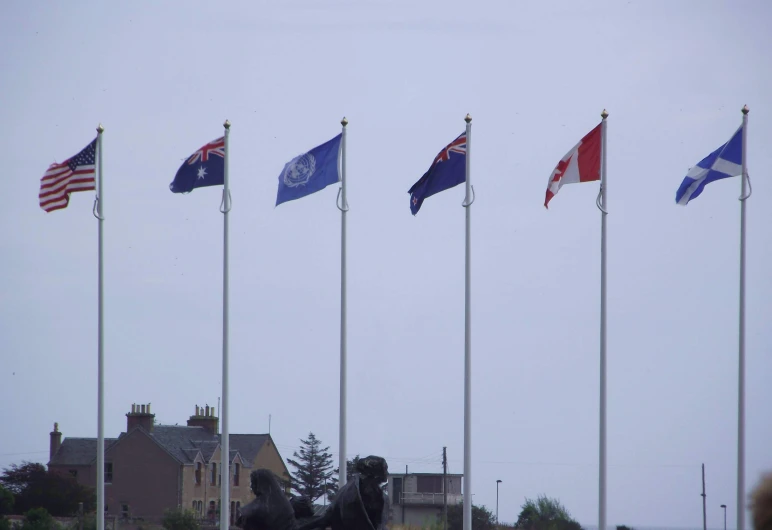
left=49, top=423, right=63, bottom=462
left=142, top=404, right=146, bottom=414
left=147, top=404, right=151, bottom=414
left=187, top=404, right=219, bottom=434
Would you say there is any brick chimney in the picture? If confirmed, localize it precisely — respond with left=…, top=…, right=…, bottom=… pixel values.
left=187, top=404, right=219, bottom=435
left=49, top=422, right=62, bottom=462
left=126, top=403, right=155, bottom=432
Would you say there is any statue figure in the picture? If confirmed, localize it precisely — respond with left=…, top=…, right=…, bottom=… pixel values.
left=236, top=469, right=296, bottom=530
left=237, top=456, right=389, bottom=530
left=297, top=455, right=390, bottom=530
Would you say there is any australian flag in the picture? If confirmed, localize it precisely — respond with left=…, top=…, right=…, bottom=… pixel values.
left=408, top=132, right=466, bottom=215
left=170, top=137, right=225, bottom=193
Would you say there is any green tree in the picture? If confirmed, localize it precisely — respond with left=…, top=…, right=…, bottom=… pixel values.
left=286, top=433, right=336, bottom=502
left=0, top=462, right=95, bottom=516
left=327, top=455, right=363, bottom=502
left=447, top=503, right=496, bottom=530
left=616, top=526, right=634, bottom=530
left=162, top=508, right=200, bottom=530
left=0, top=485, right=13, bottom=516
left=514, top=496, right=582, bottom=530
left=21, top=507, right=56, bottom=530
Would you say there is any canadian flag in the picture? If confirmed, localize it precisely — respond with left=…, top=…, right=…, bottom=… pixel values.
left=544, top=122, right=602, bottom=208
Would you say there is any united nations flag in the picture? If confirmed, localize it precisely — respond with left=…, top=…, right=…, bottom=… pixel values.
left=275, top=133, right=342, bottom=206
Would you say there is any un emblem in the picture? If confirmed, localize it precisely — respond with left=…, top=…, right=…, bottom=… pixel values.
left=282, top=153, right=316, bottom=188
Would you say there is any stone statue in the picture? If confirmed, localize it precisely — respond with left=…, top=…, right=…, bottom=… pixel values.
left=297, top=455, right=390, bottom=530
left=236, top=469, right=296, bottom=530
left=236, top=456, right=389, bottom=530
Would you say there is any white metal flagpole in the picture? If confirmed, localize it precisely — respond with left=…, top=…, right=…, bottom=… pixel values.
left=220, top=119, right=231, bottom=530
left=737, top=104, right=749, bottom=530
left=462, top=113, right=473, bottom=530
left=598, top=109, right=609, bottom=530
left=338, top=117, right=349, bottom=488
left=95, top=123, right=105, bottom=530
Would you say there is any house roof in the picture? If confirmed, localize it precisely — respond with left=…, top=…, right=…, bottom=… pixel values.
left=49, top=427, right=271, bottom=468
left=229, top=434, right=269, bottom=464
left=49, top=437, right=118, bottom=466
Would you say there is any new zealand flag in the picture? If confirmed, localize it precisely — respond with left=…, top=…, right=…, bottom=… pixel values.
left=408, top=132, right=466, bottom=215
left=170, top=137, right=225, bottom=193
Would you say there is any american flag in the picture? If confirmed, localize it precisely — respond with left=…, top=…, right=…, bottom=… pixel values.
left=39, top=138, right=97, bottom=212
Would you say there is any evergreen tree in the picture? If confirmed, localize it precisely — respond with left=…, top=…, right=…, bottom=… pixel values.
left=286, top=433, right=335, bottom=502
left=327, top=455, right=362, bottom=502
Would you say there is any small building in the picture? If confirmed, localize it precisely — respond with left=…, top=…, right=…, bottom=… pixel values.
left=386, top=472, right=463, bottom=527
left=47, top=403, right=290, bottom=526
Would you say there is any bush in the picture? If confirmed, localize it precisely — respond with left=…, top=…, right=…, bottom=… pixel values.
left=0, top=517, right=11, bottom=530
left=0, top=486, right=13, bottom=516
left=161, top=509, right=199, bottom=530
left=21, top=508, right=56, bottom=530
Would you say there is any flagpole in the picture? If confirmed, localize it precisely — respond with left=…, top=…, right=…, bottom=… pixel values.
left=220, top=119, right=231, bottom=530
left=95, top=123, right=105, bottom=530
left=462, top=113, right=473, bottom=530
left=737, top=104, right=749, bottom=530
left=338, top=117, right=349, bottom=487
left=598, top=109, right=609, bottom=530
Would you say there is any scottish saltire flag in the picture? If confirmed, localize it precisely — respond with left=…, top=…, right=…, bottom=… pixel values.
left=276, top=134, right=341, bottom=206
left=169, top=137, right=225, bottom=193
left=408, top=132, right=466, bottom=215
left=676, top=124, right=743, bottom=205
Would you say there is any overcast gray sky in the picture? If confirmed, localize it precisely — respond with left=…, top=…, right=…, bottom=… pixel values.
left=2, top=1, right=771, bottom=528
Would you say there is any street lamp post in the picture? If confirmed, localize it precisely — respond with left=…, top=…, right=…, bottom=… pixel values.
left=721, top=504, right=727, bottom=530
left=496, top=480, right=502, bottom=526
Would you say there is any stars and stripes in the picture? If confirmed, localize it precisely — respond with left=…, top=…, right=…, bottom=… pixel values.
left=39, top=138, right=97, bottom=212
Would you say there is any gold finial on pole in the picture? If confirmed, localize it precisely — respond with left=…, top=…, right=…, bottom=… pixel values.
left=465, top=113, right=472, bottom=123
left=224, top=119, right=231, bottom=129
left=742, top=105, right=749, bottom=115
left=601, top=109, right=609, bottom=119
left=341, top=117, right=348, bottom=127
left=96, top=123, right=104, bottom=133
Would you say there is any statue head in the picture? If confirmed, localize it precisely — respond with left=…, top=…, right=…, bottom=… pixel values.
left=355, top=455, right=388, bottom=483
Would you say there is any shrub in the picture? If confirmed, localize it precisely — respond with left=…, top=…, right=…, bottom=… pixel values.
left=161, top=509, right=199, bottom=530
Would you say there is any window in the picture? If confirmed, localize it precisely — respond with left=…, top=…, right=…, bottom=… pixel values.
left=233, top=463, right=240, bottom=486
left=198, top=501, right=203, bottom=516
left=69, top=469, right=78, bottom=478
left=392, top=477, right=403, bottom=505
left=208, top=501, right=216, bottom=520
left=121, top=504, right=129, bottom=519
left=230, top=502, right=236, bottom=525
left=416, top=475, right=442, bottom=493
left=195, top=462, right=202, bottom=485
left=211, top=463, right=217, bottom=485
left=104, top=463, right=113, bottom=484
